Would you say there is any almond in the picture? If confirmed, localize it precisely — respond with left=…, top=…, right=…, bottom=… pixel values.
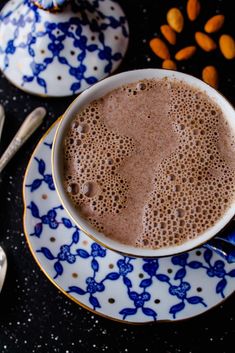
left=187, top=0, right=200, bottom=21
left=204, top=15, right=225, bottom=33
left=175, top=46, right=196, bottom=61
left=149, top=38, right=170, bottom=60
left=202, top=66, right=218, bottom=89
left=167, top=8, right=184, bottom=33
left=195, top=32, right=216, bottom=52
left=160, top=25, right=176, bottom=45
left=162, top=59, right=177, bottom=70
left=219, top=34, right=235, bottom=59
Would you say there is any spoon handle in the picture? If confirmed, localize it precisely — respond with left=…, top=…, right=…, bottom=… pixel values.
left=0, top=107, right=46, bottom=173
left=0, top=105, right=5, bottom=141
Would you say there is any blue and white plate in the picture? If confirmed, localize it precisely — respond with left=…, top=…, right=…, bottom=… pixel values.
left=23, top=121, right=235, bottom=323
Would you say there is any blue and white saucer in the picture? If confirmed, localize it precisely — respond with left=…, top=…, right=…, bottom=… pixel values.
left=23, top=121, right=235, bottom=323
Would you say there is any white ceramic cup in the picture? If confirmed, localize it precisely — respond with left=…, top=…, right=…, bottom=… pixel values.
left=52, top=69, right=235, bottom=257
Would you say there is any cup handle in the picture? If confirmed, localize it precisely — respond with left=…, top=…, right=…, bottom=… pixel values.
left=204, top=219, right=235, bottom=263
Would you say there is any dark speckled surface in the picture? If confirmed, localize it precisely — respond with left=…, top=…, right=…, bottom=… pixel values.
left=0, top=1, right=235, bottom=352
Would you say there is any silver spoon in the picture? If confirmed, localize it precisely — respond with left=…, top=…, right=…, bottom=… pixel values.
left=0, top=246, right=7, bottom=293
left=0, top=106, right=7, bottom=293
left=0, top=106, right=46, bottom=291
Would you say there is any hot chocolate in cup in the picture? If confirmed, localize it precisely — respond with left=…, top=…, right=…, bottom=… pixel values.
left=52, top=69, right=235, bottom=257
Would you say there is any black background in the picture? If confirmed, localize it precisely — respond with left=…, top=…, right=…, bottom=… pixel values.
left=0, top=0, right=235, bottom=352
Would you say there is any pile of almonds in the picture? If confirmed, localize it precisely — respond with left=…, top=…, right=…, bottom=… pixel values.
left=149, top=0, right=235, bottom=89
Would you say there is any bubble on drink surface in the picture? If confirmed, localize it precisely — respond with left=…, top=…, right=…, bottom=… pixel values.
left=136, top=82, right=146, bottom=91
left=82, top=181, right=99, bottom=198
left=67, top=183, right=79, bottom=195
left=168, top=174, right=175, bottom=181
left=71, top=121, right=79, bottom=129
left=176, top=208, right=185, bottom=218
left=77, top=123, right=89, bottom=133
left=107, top=158, right=114, bottom=165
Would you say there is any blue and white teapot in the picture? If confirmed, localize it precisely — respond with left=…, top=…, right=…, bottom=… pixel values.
left=0, top=0, right=129, bottom=96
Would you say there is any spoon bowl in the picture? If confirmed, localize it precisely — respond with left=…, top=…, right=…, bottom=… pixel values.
left=0, top=246, right=7, bottom=293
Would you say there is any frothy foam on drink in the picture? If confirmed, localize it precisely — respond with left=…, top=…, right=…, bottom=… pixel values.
left=63, top=79, right=235, bottom=249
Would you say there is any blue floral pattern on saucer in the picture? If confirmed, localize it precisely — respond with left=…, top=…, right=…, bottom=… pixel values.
left=23, top=122, right=235, bottom=323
